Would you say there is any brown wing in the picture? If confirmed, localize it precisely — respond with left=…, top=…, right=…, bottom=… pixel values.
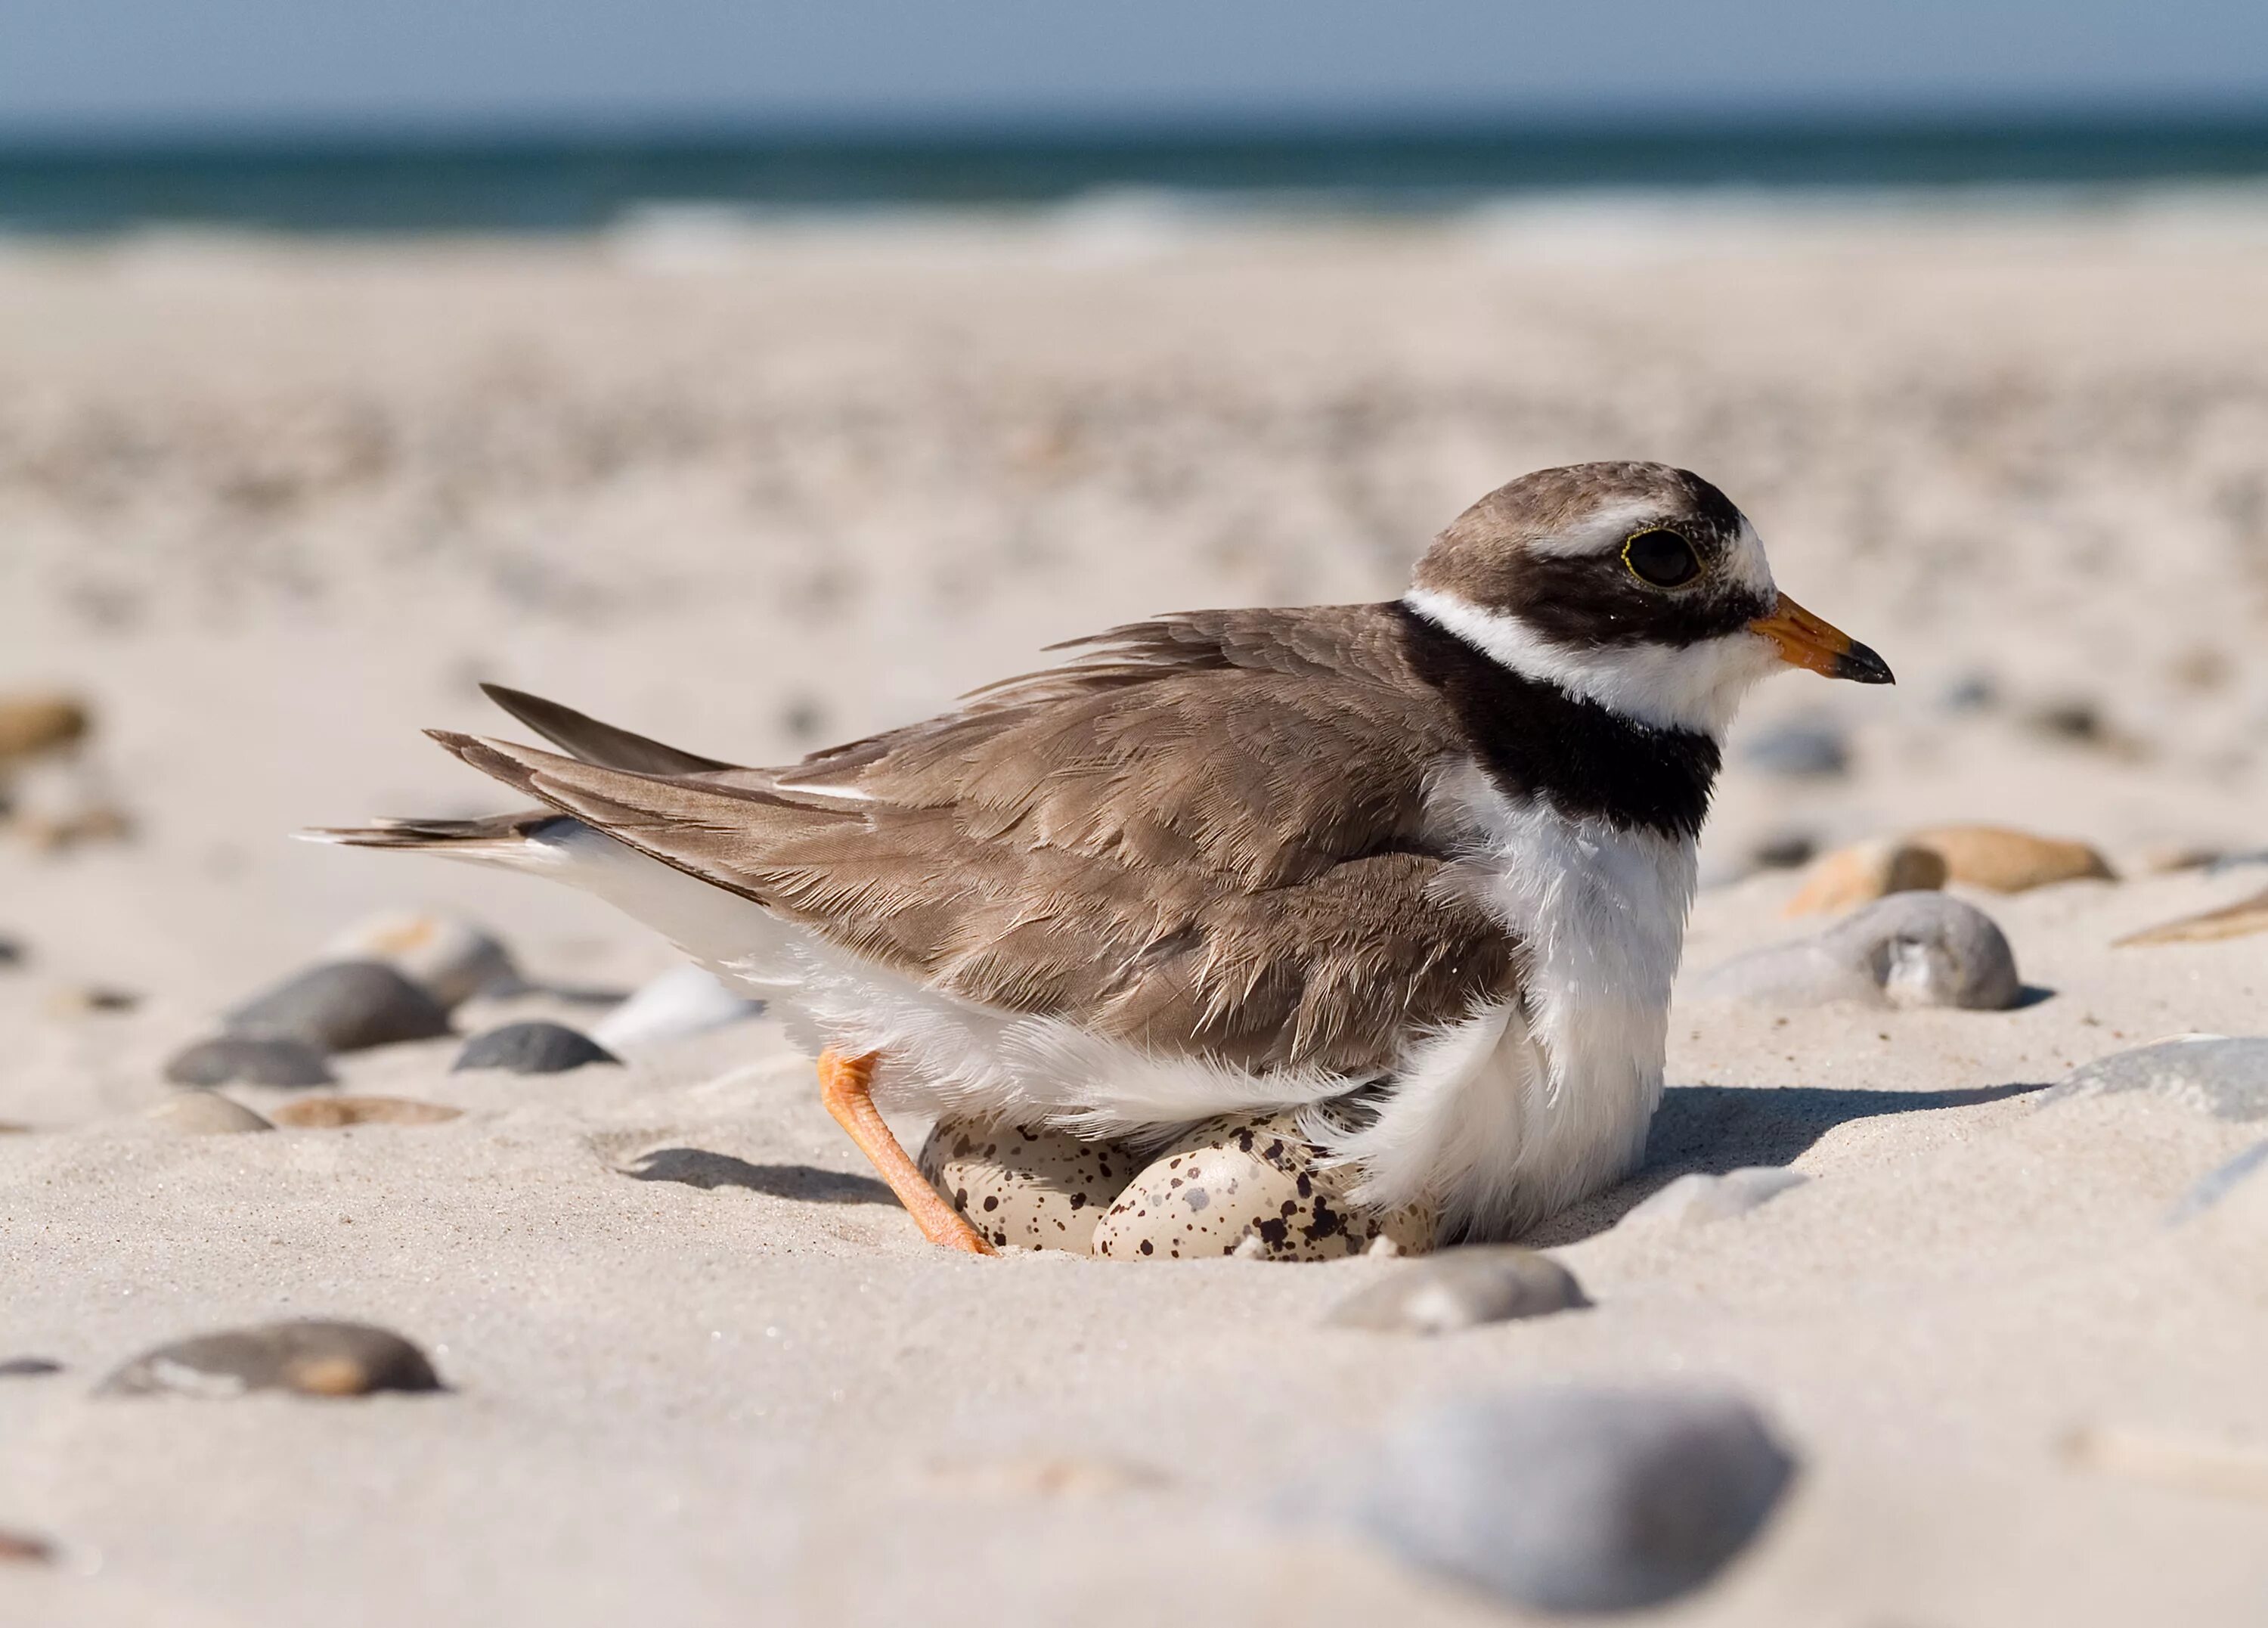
left=434, top=605, right=1521, bottom=1077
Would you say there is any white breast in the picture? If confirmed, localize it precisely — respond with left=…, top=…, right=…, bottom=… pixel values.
left=1322, top=761, right=1696, bottom=1239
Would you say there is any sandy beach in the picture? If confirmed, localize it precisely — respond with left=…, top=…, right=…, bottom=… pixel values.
left=4, top=211, right=2267, bottom=1623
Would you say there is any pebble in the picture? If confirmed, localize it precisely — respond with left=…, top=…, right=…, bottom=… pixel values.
left=1326, top=1246, right=1588, bottom=1334
left=99, top=1319, right=442, bottom=1398
left=2205, top=848, right=2268, bottom=876
left=142, top=1093, right=274, bottom=1134
left=2039, top=1037, right=2268, bottom=1122
left=0, top=693, right=90, bottom=764
left=589, top=963, right=762, bottom=1051
left=226, top=960, right=451, bottom=1053
left=2167, top=1140, right=2268, bottom=1225
left=43, top=985, right=141, bottom=1017
left=322, top=910, right=517, bottom=1009
left=1624, top=1168, right=1811, bottom=1228
left=0, top=1357, right=62, bottom=1378
left=1698, top=892, right=2022, bottom=1011
left=0, top=1528, right=54, bottom=1565
left=1089, top=1112, right=1434, bottom=1261
left=1357, top=1387, right=1796, bottom=1613
left=2115, top=885, right=2268, bottom=947
left=270, top=1096, right=464, bottom=1128
left=1740, top=720, right=1848, bottom=779
left=1938, top=671, right=2000, bottom=712
left=453, top=1020, right=618, bottom=1074
left=1904, top=823, right=2116, bottom=892
left=917, top=1118, right=1144, bottom=1251
left=0, top=935, right=22, bottom=968
left=1783, top=839, right=1947, bottom=916
left=163, top=1034, right=334, bottom=1088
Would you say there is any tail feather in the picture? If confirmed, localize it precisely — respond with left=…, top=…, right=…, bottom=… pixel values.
left=298, top=809, right=577, bottom=864
left=478, top=684, right=736, bottom=777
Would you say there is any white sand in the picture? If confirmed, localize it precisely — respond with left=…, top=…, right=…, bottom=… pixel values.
left=3, top=213, right=2267, bottom=1624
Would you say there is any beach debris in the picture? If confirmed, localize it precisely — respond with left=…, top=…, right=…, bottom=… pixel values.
left=453, top=1020, right=617, bottom=1074
left=43, top=985, right=140, bottom=1018
left=1089, top=1112, right=1433, bottom=1261
left=163, top=1034, right=334, bottom=1089
left=2022, top=696, right=2112, bottom=746
left=0, top=1528, right=55, bottom=1565
left=1740, top=719, right=1848, bottom=780
left=1748, top=830, right=1818, bottom=872
left=226, top=960, right=451, bottom=1053
left=1699, top=892, right=2021, bottom=1011
left=2039, top=1037, right=2268, bottom=1122
left=0, top=693, right=90, bottom=765
left=0, top=935, right=22, bottom=968
left=1903, top=823, right=2116, bottom=892
left=270, top=1096, right=463, bottom=1128
left=1783, top=839, right=1947, bottom=916
left=2115, top=885, right=2268, bottom=947
left=918, top=1118, right=1144, bottom=1252
left=0, top=1357, right=62, bottom=1378
left=2062, top=1425, right=2268, bottom=1506
left=1938, top=671, right=1999, bottom=712
left=590, top=963, right=762, bottom=1051
left=2137, top=843, right=2224, bottom=876
left=2206, top=848, right=2268, bottom=876
left=16, top=804, right=135, bottom=852
left=1623, top=1168, right=1811, bottom=1229
left=1357, top=1387, right=1796, bottom=1612
left=1326, top=1246, right=1588, bottom=1334
left=99, top=1319, right=441, bottom=1399
left=2167, top=1141, right=2268, bottom=1225
left=321, top=910, right=517, bottom=1009
left=141, top=1093, right=274, bottom=1135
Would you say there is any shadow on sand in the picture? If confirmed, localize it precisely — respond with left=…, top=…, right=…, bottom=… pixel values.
left=617, top=1148, right=897, bottom=1205
left=1524, top=1080, right=2049, bottom=1246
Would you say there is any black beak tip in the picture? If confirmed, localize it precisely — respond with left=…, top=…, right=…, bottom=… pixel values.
left=1834, top=642, right=1895, bottom=685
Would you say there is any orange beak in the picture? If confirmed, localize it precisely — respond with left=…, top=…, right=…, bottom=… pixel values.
left=1748, top=593, right=1894, bottom=684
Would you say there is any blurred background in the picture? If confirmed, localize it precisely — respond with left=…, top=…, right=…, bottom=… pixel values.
left=2, top=0, right=2266, bottom=1002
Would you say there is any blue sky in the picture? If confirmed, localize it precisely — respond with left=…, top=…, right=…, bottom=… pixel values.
left=4, top=1, right=2266, bottom=138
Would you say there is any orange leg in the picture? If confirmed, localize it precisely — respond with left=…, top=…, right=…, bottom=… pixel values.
left=818, top=1047, right=996, bottom=1256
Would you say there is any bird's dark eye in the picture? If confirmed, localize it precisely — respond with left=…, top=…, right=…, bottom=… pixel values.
left=1622, top=529, right=1700, bottom=588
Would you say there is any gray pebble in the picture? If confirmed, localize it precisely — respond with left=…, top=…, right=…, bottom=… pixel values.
left=142, top=1093, right=274, bottom=1135
left=0, top=1357, right=62, bottom=1378
left=2167, top=1140, right=2268, bottom=1224
left=1359, top=1388, right=1796, bottom=1612
left=453, top=1020, right=618, bottom=1074
left=163, top=1034, right=334, bottom=1088
left=2040, top=1037, right=2268, bottom=1122
left=1694, top=892, right=2020, bottom=1011
left=226, top=960, right=451, bottom=1053
left=1327, top=1246, right=1588, bottom=1335
left=99, top=1319, right=441, bottom=1398
left=1741, top=721, right=1848, bottom=779
left=0, top=935, right=23, bottom=969
left=2206, top=848, right=2268, bottom=876
left=1624, top=1168, right=1810, bottom=1228
left=1938, top=671, right=2000, bottom=712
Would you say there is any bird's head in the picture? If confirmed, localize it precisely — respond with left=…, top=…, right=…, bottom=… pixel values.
left=1405, top=461, right=1891, bottom=738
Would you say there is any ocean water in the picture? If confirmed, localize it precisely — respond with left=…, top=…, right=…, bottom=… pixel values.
left=3, top=116, right=2267, bottom=235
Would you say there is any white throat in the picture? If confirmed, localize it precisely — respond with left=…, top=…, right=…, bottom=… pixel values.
left=1402, top=585, right=1780, bottom=737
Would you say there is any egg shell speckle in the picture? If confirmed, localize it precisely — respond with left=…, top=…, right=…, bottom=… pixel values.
left=917, top=1118, right=1145, bottom=1252
left=1089, top=1112, right=1435, bottom=1261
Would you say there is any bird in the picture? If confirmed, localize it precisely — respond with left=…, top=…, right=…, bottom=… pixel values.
left=312, top=462, right=1890, bottom=1255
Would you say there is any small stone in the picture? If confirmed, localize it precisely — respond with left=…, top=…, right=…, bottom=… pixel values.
left=163, top=1034, right=334, bottom=1088
left=1624, top=1168, right=1810, bottom=1228
left=2206, top=848, right=2268, bottom=876
left=270, top=1096, right=464, bottom=1128
left=142, top=1093, right=274, bottom=1135
left=918, top=1118, right=1145, bottom=1252
left=1359, top=1387, right=1796, bottom=1612
left=1903, top=823, right=2116, bottom=892
left=590, top=963, right=762, bottom=1051
left=1938, top=671, right=1999, bottom=712
left=1748, top=831, right=1817, bottom=872
left=0, top=693, right=90, bottom=764
left=2167, top=1140, right=2268, bottom=1224
left=453, top=1020, right=617, bottom=1074
left=0, top=935, right=23, bottom=969
left=1698, top=892, right=2021, bottom=1011
left=1327, top=1246, right=1588, bottom=1334
left=43, top=985, right=141, bottom=1017
left=1783, top=839, right=1947, bottom=916
left=2040, top=1037, right=2268, bottom=1122
left=2115, top=886, right=2268, bottom=947
left=0, top=1357, right=62, bottom=1378
left=322, top=910, right=517, bottom=1009
left=1740, top=721, right=1848, bottom=780
left=2022, top=696, right=2108, bottom=744
left=0, top=1528, right=54, bottom=1565
left=1089, top=1111, right=1433, bottom=1261
left=226, top=960, right=451, bottom=1053
left=99, top=1319, right=441, bottom=1398
left=2138, top=843, right=2223, bottom=876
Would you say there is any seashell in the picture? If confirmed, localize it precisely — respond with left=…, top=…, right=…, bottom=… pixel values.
left=1783, top=839, right=1947, bottom=916
left=98, top=1319, right=440, bottom=1398
left=1903, top=823, right=2115, bottom=892
left=269, top=1096, right=463, bottom=1128
left=917, top=1118, right=1144, bottom=1251
left=1089, top=1112, right=1434, bottom=1261
left=0, top=694, right=90, bottom=765
left=2115, top=885, right=2268, bottom=947
left=141, top=1093, right=274, bottom=1135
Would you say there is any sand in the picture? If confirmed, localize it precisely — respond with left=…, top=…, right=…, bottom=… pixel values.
left=3, top=209, right=2267, bottom=1624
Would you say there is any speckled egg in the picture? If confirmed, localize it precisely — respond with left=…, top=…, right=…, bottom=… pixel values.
left=1089, top=1112, right=1436, bottom=1261
left=917, top=1118, right=1145, bottom=1251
